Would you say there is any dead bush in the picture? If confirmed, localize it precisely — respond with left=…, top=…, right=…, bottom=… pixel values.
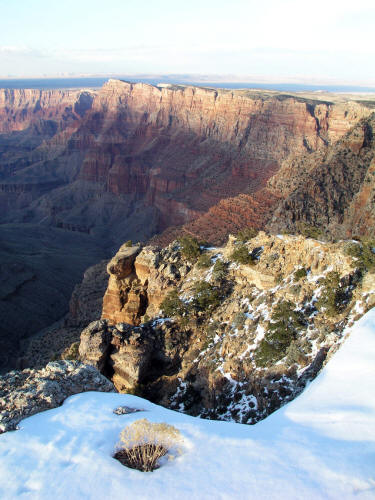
left=114, top=418, right=183, bottom=472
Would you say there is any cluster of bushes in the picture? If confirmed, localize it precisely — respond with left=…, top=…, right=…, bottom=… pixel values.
left=345, top=239, right=375, bottom=271
left=192, top=281, right=221, bottom=312
left=255, top=300, right=306, bottom=367
left=161, top=280, right=222, bottom=323
left=230, top=244, right=257, bottom=265
left=236, top=227, right=258, bottom=242
left=178, top=235, right=201, bottom=261
left=160, top=290, right=188, bottom=318
left=317, top=271, right=349, bottom=316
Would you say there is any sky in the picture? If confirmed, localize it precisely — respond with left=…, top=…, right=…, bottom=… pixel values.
left=0, top=0, right=375, bottom=83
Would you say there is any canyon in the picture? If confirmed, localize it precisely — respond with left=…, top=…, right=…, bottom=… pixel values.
left=0, top=79, right=375, bottom=372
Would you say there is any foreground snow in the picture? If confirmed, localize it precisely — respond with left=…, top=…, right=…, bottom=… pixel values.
left=1, top=312, right=375, bottom=499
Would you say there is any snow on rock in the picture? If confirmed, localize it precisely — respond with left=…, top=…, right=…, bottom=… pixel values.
left=1, top=310, right=375, bottom=499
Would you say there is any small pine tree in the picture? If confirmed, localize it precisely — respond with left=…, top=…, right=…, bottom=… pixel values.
left=317, top=271, right=348, bottom=316
left=212, top=259, right=228, bottom=281
left=236, top=227, right=258, bottom=243
left=178, top=235, right=201, bottom=261
left=160, top=290, right=187, bottom=318
left=196, top=253, right=212, bottom=268
left=192, top=281, right=221, bottom=312
left=255, top=301, right=305, bottom=366
left=230, top=244, right=256, bottom=265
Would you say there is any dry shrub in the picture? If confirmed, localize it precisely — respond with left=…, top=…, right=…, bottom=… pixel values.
left=114, top=418, right=183, bottom=472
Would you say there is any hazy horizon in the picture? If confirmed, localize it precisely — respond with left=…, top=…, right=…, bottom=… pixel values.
left=1, top=0, right=374, bottom=84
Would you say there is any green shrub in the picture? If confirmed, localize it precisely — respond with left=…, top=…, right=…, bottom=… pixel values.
left=192, top=281, right=221, bottom=312
left=212, top=259, right=228, bottom=281
left=345, top=240, right=375, bottom=271
left=124, top=240, right=133, bottom=247
left=160, top=290, right=187, bottom=318
left=236, top=227, right=258, bottom=242
left=178, top=235, right=201, bottom=261
left=296, top=223, right=323, bottom=240
left=294, top=267, right=307, bottom=281
left=317, top=271, right=348, bottom=316
left=255, top=301, right=305, bottom=367
left=196, top=253, right=212, bottom=269
left=230, top=244, right=256, bottom=265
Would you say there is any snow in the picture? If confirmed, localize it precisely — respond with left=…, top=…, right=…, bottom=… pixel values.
left=1, top=311, right=375, bottom=499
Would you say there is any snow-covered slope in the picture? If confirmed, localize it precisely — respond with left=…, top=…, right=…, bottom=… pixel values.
left=1, top=310, right=375, bottom=500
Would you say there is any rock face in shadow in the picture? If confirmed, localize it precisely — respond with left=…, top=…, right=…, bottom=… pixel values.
left=0, top=225, right=105, bottom=373
left=266, top=113, right=375, bottom=239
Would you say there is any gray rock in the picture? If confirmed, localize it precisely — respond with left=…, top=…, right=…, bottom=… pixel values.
left=78, top=320, right=113, bottom=371
left=0, top=360, right=115, bottom=433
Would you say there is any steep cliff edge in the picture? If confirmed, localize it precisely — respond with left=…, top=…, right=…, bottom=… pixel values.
left=80, top=232, right=375, bottom=424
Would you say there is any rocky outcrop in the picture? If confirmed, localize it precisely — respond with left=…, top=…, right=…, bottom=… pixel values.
left=101, top=244, right=143, bottom=324
left=78, top=320, right=113, bottom=372
left=83, top=232, right=375, bottom=424
left=101, top=241, right=189, bottom=325
left=0, top=360, right=114, bottom=433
